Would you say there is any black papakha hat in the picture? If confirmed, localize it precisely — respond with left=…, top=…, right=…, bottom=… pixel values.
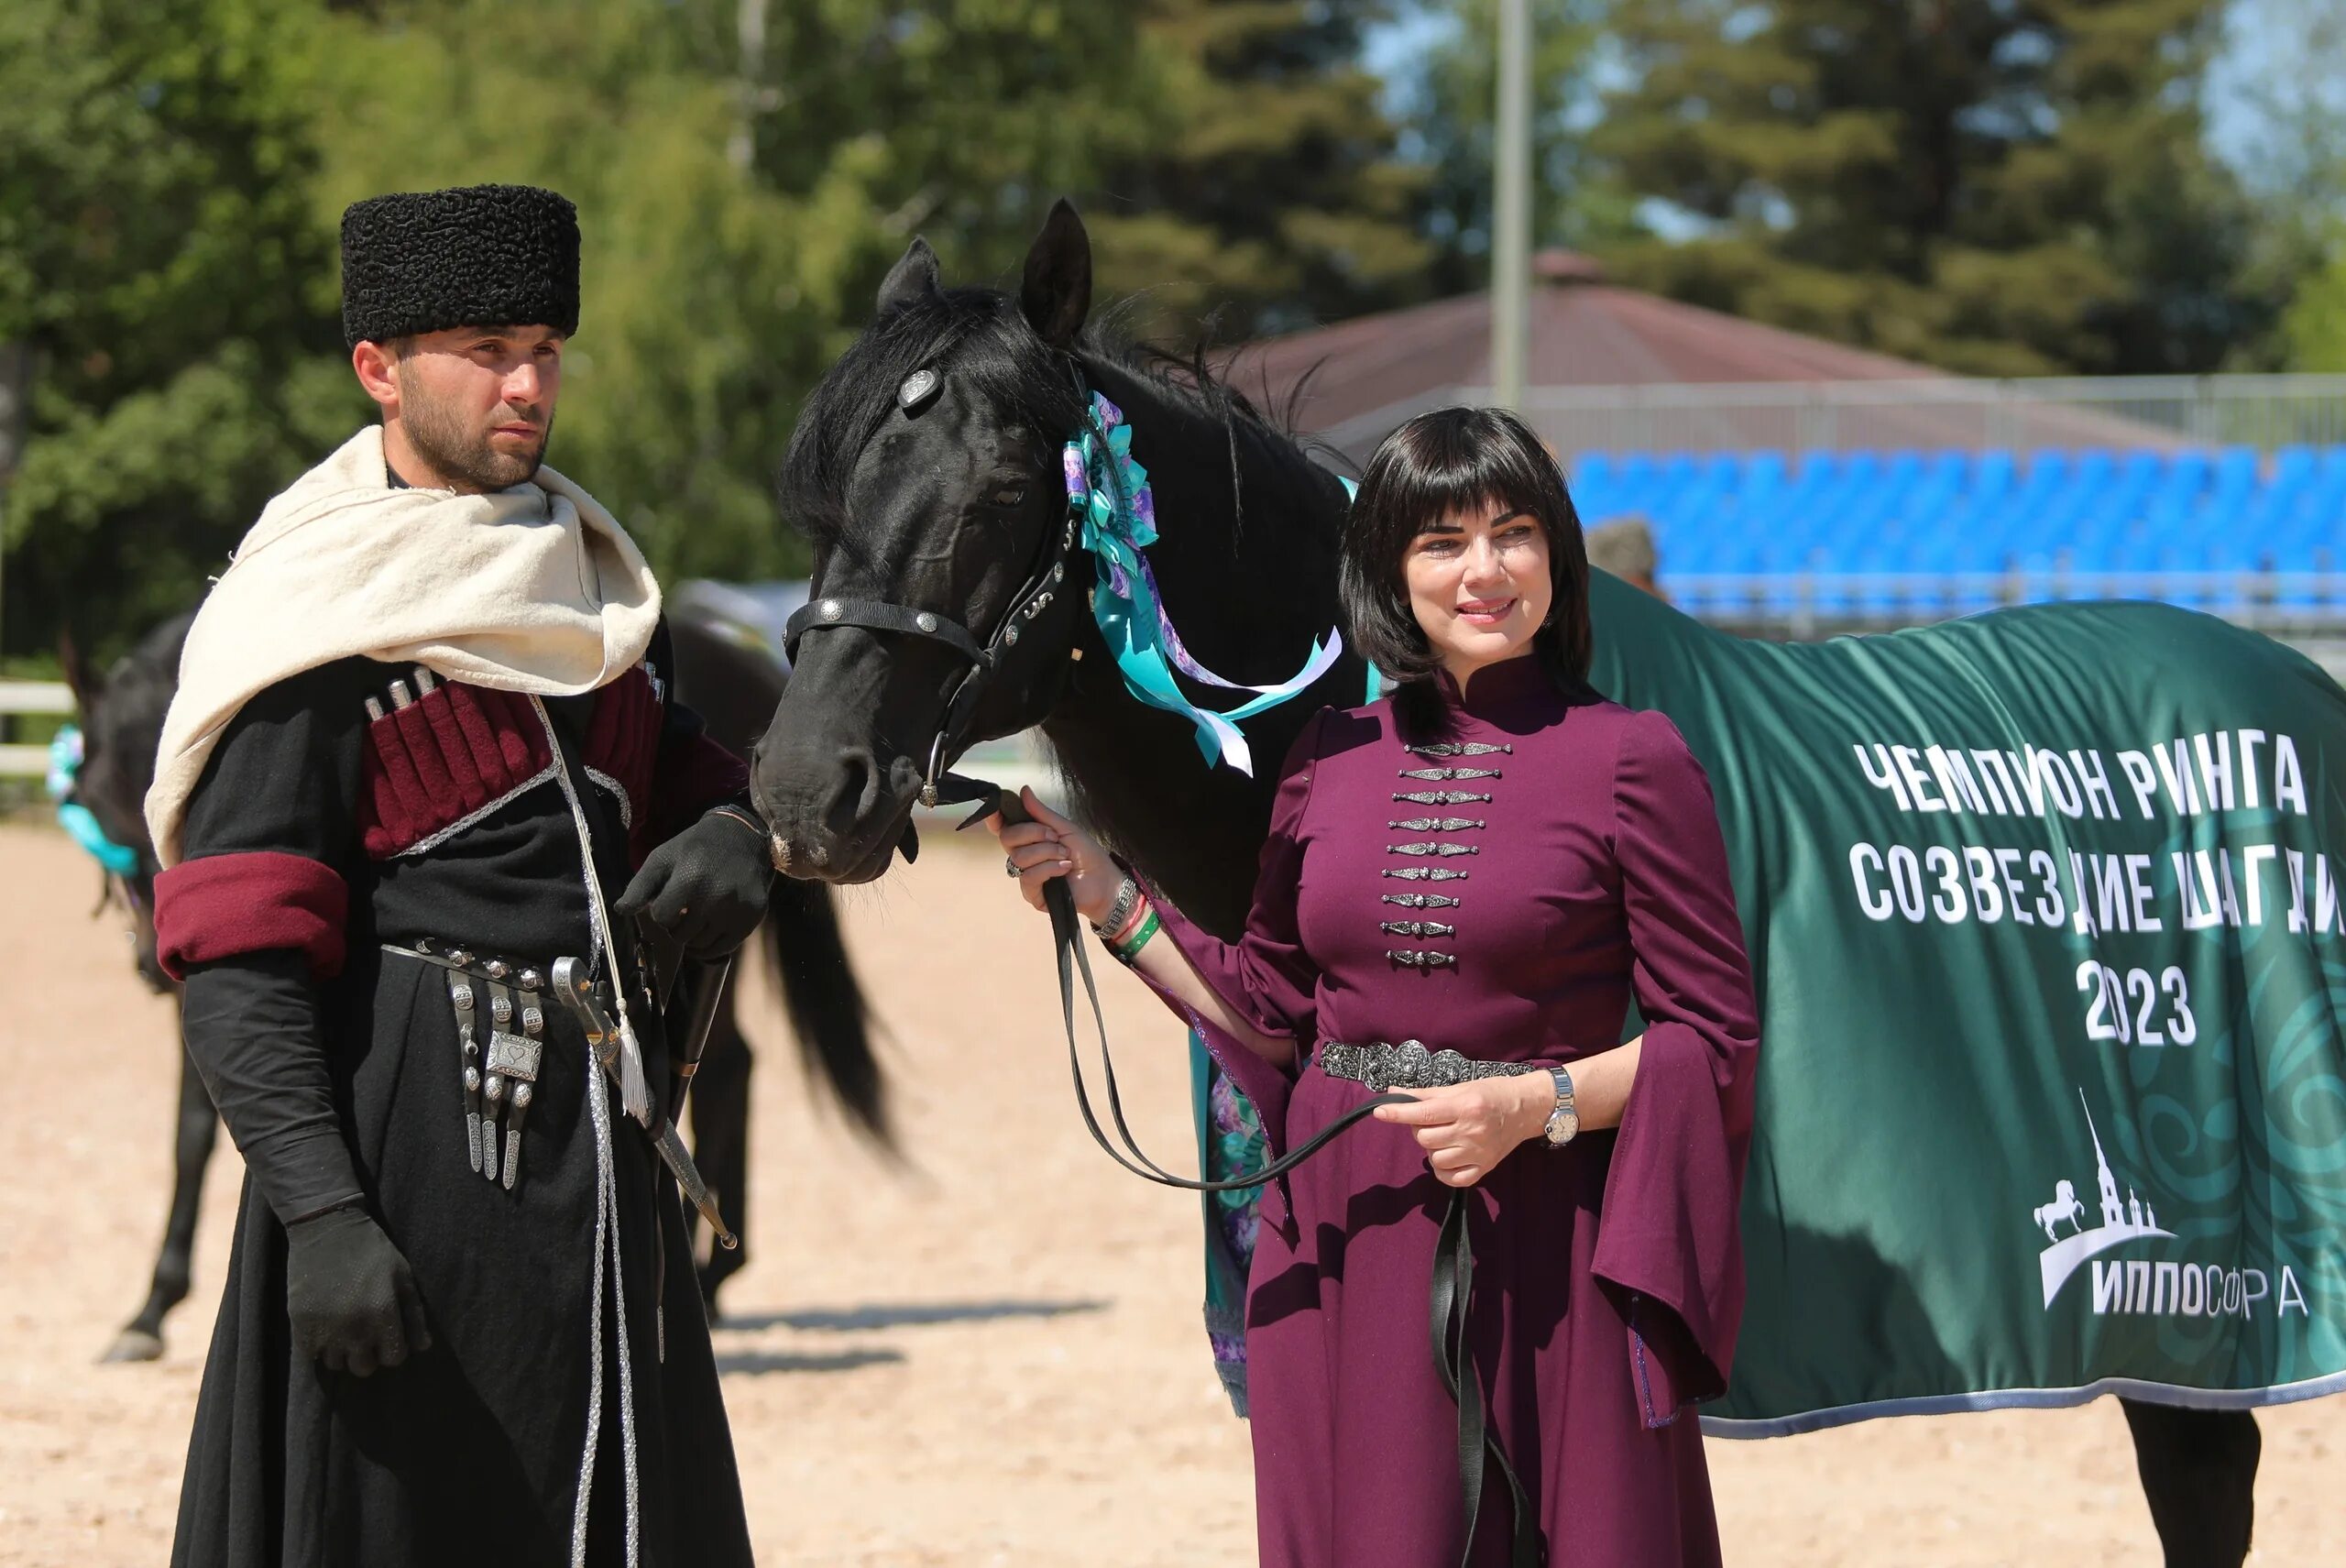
left=339, top=183, right=581, bottom=349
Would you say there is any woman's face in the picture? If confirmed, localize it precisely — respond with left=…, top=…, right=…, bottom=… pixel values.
left=1402, top=498, right=1552, bottom=681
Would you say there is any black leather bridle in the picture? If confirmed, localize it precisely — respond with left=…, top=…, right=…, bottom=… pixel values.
left=782, top=381, right=1090, bottom=812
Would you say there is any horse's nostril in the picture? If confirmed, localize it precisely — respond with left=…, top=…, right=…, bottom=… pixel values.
left=831, top=747, right=885, bottom=832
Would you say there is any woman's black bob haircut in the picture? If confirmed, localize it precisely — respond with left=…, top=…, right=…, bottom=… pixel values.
left=1338, top=405, right=1593, bottom=730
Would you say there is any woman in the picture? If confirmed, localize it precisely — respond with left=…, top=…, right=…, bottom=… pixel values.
left=990, top=407, right=1759, bottom=1566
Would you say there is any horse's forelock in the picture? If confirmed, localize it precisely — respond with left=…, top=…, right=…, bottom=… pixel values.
left=780, top=288, right=1075, bottom=551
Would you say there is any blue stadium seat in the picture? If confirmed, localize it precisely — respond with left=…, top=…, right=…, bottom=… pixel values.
left=1976, top=450, right=2017, bottom=496
left=2214, top=446, right=2261, bottom=494
left=1924, top=451, right=1969, bottom=488
left=2167, top=451, right=2212, bottom=494
left=2025, top=449, right=2070, bottom=489
left=1734, top=450, right=1781, bottom=491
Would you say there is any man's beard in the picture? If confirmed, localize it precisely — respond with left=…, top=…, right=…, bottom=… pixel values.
left=398, top=373, right=553, bottom=492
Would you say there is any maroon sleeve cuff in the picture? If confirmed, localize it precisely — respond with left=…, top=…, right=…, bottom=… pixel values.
left=652, top=732, right=752, bottom=845
left=155, top=850, right=350, bottom=981
left=1591, top=1025, right=1745, bottom=1424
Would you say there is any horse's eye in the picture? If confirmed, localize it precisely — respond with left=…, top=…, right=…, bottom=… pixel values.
left=989, top=482, right=1027, bottom=509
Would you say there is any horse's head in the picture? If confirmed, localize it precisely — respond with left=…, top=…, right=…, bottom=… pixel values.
left=753, top=202, right=1099, bottom=883
left=62, top=619, right=184, bottom=991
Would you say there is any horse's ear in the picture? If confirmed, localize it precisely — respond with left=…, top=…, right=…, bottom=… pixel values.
left=1020, top=199, right=1091, bottom=350
left=58, top=625, right=96, bottom=718
left=877, top=237, right=941, bottom=316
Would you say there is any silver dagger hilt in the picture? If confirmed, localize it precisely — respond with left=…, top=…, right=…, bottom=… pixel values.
left=551, top=956, right=738, bottom=1249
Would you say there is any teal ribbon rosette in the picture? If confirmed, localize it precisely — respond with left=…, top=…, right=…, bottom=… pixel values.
left=48, top=725, right=141, bottom=876
left=1066, top=392, right=1343, bottom=775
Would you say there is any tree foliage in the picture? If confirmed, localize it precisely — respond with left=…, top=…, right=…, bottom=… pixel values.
left=2228, top=0, right=2346, bottom=369
left=1089, top=1, right=1434, bottom=339
left=2, top=0, right=1431, bottom=660
left=1396, top=0, right=1637, bottom=297
left=1591, top=0, right=2285, bottom=376
left=0, top=0, right=354, bottom=663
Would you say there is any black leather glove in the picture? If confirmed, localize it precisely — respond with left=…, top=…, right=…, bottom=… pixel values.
left=615, top=806, right=773, bottom=959
left=285, top=1206, right=432, bottom=1376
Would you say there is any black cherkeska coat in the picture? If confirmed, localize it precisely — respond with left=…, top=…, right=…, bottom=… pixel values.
left=159, top=621, right=756, bottom=1568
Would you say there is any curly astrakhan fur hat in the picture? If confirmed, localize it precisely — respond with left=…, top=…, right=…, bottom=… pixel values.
left=339, top=183, right=580, bottom=349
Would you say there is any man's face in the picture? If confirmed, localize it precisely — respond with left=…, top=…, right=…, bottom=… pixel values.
left=389, top=323, right=565, bottom=491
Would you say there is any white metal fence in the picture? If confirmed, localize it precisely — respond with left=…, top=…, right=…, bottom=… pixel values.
left=0, top=678, right=70, bottom=778
left=1320, top=374, right=2346, bottom=466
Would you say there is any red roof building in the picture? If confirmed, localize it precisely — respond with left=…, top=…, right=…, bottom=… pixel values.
left=1230, top=252, right=2172, bottom=462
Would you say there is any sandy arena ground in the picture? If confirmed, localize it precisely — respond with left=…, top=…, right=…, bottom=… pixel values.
left=2, top=819, right=2339, bottom=1564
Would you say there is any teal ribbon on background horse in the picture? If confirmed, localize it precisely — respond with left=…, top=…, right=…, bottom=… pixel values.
left=1066, top=393, right=1343, bottom=775
left=47, top=725, right=140, bottom=877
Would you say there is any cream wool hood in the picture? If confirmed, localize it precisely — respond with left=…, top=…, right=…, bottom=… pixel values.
left=146, top=424, right=662, bottom=866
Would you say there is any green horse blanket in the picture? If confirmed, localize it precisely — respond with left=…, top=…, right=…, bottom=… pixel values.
left=1194, top=573, right=2346, bottom=1434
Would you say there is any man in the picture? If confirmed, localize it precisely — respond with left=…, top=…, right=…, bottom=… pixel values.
left=1586, top=513, right=1666, bottom=599
left=148, top=184, right=767, bottom=1567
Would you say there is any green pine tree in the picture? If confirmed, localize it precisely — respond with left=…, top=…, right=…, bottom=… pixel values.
left=1591, top=0, right=2282, bottom=376
left=1084, top=1, right=1435, bottom=340
left=0, top=0, right=355, bottom=663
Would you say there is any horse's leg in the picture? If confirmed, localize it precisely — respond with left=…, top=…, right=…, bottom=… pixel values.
left=687, top=971, right=752, bottom=1321
left=102, top=1025, right=217, bottom=1363
left=2121, top=1398, right=2260, bottom=1567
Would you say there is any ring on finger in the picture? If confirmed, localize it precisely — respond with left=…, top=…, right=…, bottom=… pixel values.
left=1004, top=855, right=1021, bottom=878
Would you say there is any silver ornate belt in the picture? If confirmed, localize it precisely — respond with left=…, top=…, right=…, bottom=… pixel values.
left=1318, top=1039, right=1541, bottom=1093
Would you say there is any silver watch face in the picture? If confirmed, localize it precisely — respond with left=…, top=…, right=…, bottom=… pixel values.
left=1544, top=1068, right=1579, bottom=1146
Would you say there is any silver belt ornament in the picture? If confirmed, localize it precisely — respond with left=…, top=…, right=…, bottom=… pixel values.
left=386, top=941, right=735, bottom=1248
left=1319, top=1039, right=1542, bottom=1093
left=396, top=943, right=550, bottom=1188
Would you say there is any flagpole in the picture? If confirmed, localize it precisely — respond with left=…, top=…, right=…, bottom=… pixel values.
left=1490, top=0, right=1532, bottom=412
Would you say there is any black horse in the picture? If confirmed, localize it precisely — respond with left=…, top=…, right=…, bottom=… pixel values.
left=63, top=597, right=882, bottom=1362
left=747, top=200, right=2264, bottom=1567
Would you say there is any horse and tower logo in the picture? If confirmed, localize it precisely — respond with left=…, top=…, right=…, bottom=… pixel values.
left=2033, top=1090, right=2174, bottom=1310
left=2032, top=1088, right=2309, bottom=1324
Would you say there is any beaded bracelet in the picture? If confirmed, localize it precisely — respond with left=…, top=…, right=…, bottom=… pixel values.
left=1090, top=874, right=1143, bottom=940
left=1109, top=907, right=1161, bottom=965
left=1097, top=884, right=1149, bottom=945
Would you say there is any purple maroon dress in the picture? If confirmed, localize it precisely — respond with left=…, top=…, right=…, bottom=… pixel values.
left=1143, top=655, right=1760, bottom=1568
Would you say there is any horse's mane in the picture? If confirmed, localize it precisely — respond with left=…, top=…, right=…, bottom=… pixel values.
left=78, top=607, right=195, bottom=861
left=778, top=284, right=1329, bottom=556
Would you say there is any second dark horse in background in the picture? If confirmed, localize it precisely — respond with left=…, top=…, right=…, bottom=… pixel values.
left=64, top=598, right=882, bottom=1363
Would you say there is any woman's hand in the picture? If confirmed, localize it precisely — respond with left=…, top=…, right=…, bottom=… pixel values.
left=982, top=787, right=1126, bottom=923
left=1371, top=1073, right=1551, bottom=1188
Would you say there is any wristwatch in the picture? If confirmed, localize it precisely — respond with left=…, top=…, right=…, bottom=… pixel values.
left=1541, top=1067, right=1580, bottom=1147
